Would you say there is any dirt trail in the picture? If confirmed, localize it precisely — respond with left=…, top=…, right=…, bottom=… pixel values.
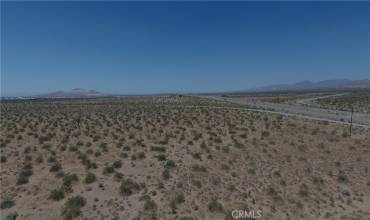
left=295, top=92, right=348, bottom=107
left=197, top=95, right=370, bottom=129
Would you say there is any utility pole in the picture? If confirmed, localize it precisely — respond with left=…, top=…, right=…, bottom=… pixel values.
left=349, top=106, right=353, bottom=136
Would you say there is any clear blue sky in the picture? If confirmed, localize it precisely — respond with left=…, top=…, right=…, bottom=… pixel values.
left=1, top=2, right=369, bottom=96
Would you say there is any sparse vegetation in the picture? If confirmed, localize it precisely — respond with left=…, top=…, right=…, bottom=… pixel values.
left=1, top=95, right=369, bottom=220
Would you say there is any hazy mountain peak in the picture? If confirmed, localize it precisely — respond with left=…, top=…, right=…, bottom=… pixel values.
left=33, top=88, right=105, bottom=98
left=246, top=79, right=370, bottom=92
left=296, top=80, right=313, bottom=86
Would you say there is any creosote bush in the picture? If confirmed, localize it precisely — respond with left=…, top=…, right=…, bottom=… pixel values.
left=165, top=160, right=176, bottom=168
left=17, top=162, right=33, bottom=185
left=120, top=178, right=143, bottom=196
left=49, top=188, right=65, bottom=201
left=1, top=198, right=15, bottom=209
left=50, top=163, right=62, bottom=172
left=144, top=198, right=157, bottom=210
left=85, top=172, right=96, bottom=184
left=62, top=174, right=79, bottom=192
left=208, top=199, right=223, bottom=212
left=162, top=169, right=171, bottom=180
left=62, top=196, right=86, bottom=220
left=103, top=165, right=115, bottom=174
left=113, top=160, right=122, bottom=168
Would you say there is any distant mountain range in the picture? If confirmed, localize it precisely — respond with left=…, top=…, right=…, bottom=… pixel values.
left=2, top=79, right=370, bottom=100
left=33, top=88, right=107, bottom=98
left=244, top=79, right=370, bottom=92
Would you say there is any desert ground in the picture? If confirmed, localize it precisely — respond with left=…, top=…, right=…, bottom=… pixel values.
left=1, top=95, right=370, bottom=220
